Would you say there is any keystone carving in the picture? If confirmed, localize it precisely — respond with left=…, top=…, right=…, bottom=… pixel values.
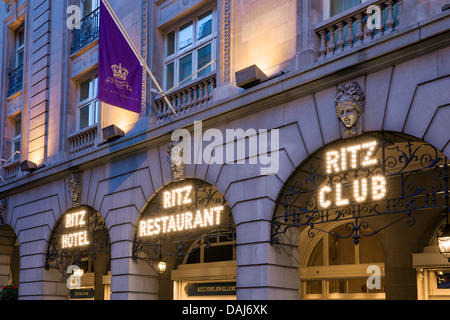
left=67, top=173, right=82, bottom=206
left=167, top=140, right=185, bottom=181
left=335, top=81, right=365, bottom=137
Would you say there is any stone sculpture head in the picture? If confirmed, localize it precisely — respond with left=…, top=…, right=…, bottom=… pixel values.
left=167, top=140, right=185, bottom=180
left=335, top=82, right=365, bottom=133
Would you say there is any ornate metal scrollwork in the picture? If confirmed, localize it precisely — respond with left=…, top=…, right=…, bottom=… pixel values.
left=132, top=179, right=235, bottom=264
left=271, top=132, right=449, bottom=245
left=45, top=206, right=110, bottom=281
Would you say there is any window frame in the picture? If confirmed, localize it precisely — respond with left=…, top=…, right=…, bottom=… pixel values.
left=300, top=222, right=386, bottom=300
left=323, top=0, right=370, bottom=19
left=15, top=25, right=25, bottom=69
left=81, top=0, right=100, bottom=19
left=11, top=113, right=22, bottom=162
left=164, top=6, right=216, bottom=91
left=77, top=73, right=99, bottom=132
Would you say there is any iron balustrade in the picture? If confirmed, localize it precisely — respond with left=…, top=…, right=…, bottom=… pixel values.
left=71, top=8, right=100, bottom=54
left=7, top=65, right=24, bottom=97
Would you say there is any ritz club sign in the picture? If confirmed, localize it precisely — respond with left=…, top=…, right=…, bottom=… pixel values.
left=318, top=140, right=387, bottom=209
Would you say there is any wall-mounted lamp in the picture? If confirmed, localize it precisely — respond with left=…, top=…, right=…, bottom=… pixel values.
left=438, top=206, right=450, bottom=262
left=158, top=249, right=167, bottom=275
left=158, top=260, right=167, bottom=274
left=235, top=64, right=267, bottom=89
left=20, top=160, right=38, bottom=173
left=102, top=124, right=125, bottom=142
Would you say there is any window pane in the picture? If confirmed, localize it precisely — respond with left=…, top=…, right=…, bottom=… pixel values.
left=197, top=10, right=212, bottom=40
left=167, top=31, right=175, bottom=56
left=307, top=238, right=324, bottom=267
left=204, top=244, right=234, bottom=263
left=13, top=140, right=21, bottom=159
left=82, top=0, right=93, bottom=17
left=329, top=225, right=355, bottom=265
left=305, top=280, right=322, bottom=294
left=329, top=278, right=385, bottom=294
left=79, top=105, right=91, bottom=130
left=14, top=116, right=22, bottom=138
left=330, top=0, right=361, bottom=16
left=179, top=54, right=192, bottom=83
left=197, top=44, right=212, bottom=77
left=179, top=22, right=193, bottom=50
left=436, top=271, right=450, bottom=289
left=93, top=76, right=98, bottom=98
left=80, top=78, right=92, bottom=102
left=93, top=100, right=99, bottom=124
left=166, top=62, right=174, bottom=90
left=17, top=28, right=24, bottom=48
left=359, top=230, right=384, bottom=264
left=17, top=50, right=24, bottom=67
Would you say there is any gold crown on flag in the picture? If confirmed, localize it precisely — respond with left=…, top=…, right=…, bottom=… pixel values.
left=111, top=63, right=129, bottom=81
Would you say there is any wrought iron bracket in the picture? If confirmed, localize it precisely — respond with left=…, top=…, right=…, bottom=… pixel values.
left=271, top=132, right=449, bottom=245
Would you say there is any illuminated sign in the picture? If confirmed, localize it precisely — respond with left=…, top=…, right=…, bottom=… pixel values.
left=61, top=210, right=90, bottom=249
left=186, top=282, right=236, bottom=296
left=318, top=140, right=387, bottom=209
left=139, top=184, right=225, bottom=237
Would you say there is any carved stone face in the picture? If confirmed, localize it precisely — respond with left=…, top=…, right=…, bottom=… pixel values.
left=338, top=101, right=360, bottom=128
left=170, top=144, right=184, bottom=166
left=335, top=82, right=365, bottom=135
left=167, top=142, right=185, bottom=180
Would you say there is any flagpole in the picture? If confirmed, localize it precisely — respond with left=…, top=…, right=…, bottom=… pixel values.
left=101, top=0, right=177, bottom=117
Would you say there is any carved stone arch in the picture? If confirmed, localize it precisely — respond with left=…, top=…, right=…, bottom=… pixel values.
left=132, top=178, right=236, bottom=299
left=270, top=130, right=449, bottom=300
left=0, top=224, right=19, bottom=298
left=44, top=205, right=111, bottom=300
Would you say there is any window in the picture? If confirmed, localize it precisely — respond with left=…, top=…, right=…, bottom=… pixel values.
left=15, top=26, right=25, bottom=69
left=8, top=26, right=25, bottom=97
left=81, top=0, right=100, bottom=19
left=71, top=0, right=100, bottom=53
left=165, top=8, right=215, bottom=91
left=184, top=233, right=236, bottom=264
left=324, top=0, right=363, bottom=18
left=78, top=75, right=99, bottom=131
left=12, top=114, right=22, bottom=162
left=301, top=223, right=386, bottom=300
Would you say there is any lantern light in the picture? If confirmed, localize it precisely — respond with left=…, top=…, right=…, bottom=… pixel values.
left=438, top=208, right=450, bottom=262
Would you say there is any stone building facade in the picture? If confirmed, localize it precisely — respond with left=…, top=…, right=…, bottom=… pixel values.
left=0, top=0, right=449, bottom=300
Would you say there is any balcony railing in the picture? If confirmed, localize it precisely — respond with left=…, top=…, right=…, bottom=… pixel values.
left=2, top=161, right=20, bottom=181
left=7, top=65, right=24, bottom=97
left=71, top=8, right=100, bottom=54
left=155, top=73, right=217, bottom=122
left=68, top=125, right=98, bottom=157
left=315, top=0, right=400, bottom=60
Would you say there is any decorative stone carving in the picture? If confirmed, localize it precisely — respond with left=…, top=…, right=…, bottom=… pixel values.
left=167, top=140, right=185, bottom=180
left=223, top=0, right=232, bottom=83
left=335, top=81, right=365, bottom=136
left=67, top=173, right=82, bottom=205
left=0, top=199, right=7, bottom=226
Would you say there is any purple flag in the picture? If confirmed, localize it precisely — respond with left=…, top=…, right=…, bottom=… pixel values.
left=98, top=0, right=143, bottom=114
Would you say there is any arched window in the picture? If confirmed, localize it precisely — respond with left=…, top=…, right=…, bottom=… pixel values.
left=301, top=222, right=385, bottom=300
